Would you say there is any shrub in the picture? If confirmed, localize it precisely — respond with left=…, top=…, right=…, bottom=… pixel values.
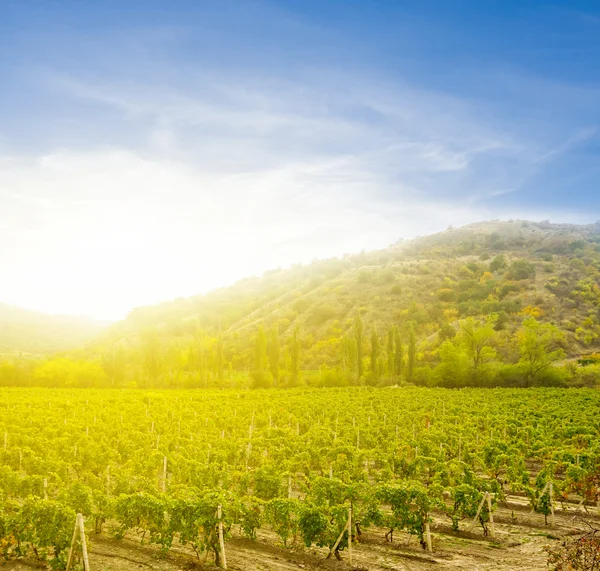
left=506, top=260, right=536, bottom=280
left=489, top=254, right=507, bottom=272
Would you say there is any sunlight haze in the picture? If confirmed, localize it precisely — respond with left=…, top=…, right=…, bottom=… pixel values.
left=1, top=1, right=599, bottom=319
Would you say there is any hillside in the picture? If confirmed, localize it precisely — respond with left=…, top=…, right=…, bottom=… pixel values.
left=4, top=219, right=600, bottom=388
left=0, top=303, right=108, bottom=356
left=99, top=218, right=600, bottom=348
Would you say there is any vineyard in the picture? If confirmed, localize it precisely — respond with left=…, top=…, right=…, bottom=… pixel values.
left=0, top=386, right=599, bottom=570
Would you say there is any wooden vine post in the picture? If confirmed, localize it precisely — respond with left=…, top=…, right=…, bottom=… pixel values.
left=549, top=482, right=555, bottom=527
left=425, top=518, right=433, bottom=552
left=217, top=504, right=227, bottom=569
left=348, top=506, right=352, bottom=566
left=486, top=493, right=495, bottom=538
left=66, top=513, right=90, bottom=571
left=161, top=456, right=167, bottom=493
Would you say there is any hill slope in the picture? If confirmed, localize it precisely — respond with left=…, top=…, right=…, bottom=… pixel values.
left=5, top=219, right=600, bottom=388
left=98, top=218, right=600, bottom=349
left=0, top=303, right=108, bottom=356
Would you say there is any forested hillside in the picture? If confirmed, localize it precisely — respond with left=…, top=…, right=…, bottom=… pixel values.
left=0, top=303, right=107, bottom=356
left=3, top=219, right=600, bottom=388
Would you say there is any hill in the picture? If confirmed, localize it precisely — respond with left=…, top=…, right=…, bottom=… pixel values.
left=99, top=218, right=600, bottom=348
left=0, top=303, right=108, bottom=356
left=4, top=219, right=600, bottom=388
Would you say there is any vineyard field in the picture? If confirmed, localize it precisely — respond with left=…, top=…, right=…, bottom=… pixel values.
left=0, top=386, right=599, bottom=570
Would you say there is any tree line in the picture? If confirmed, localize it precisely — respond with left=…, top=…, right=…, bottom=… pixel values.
left=0, top=311, right=592, bottom=389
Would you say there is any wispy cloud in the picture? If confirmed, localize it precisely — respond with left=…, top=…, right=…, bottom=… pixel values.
left=1, top=7, right=598, bottom=318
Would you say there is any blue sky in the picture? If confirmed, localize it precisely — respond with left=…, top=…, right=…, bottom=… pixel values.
left=0, top=0, right=599, bottom=318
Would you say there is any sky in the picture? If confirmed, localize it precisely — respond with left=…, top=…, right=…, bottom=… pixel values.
left=0, top=0, right=599, bottom=320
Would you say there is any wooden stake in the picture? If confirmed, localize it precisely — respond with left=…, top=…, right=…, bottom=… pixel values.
left=425, top=520, right=433, bottom=552
left=218, top=504, right=227, bottom=569
left=549, top=482, right=555, bottom=526
left=348, top=506, right=352, bottom=565
left=486, top=492, right=495, bottom=538
left=43, top=478, right=48, bottom=499
left=328, top=514, right=350, bottom=557
left=66, top=514, right=90, bottom=571
left=66, top=516, right=79, bottom=570
left=468, top=495, right=487, bottom=532
left=78, top=513, right=90, bottom=571
left=162, top=456, right=167, bottom=493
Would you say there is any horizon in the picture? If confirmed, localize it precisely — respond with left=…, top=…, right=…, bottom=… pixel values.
left=2, top=1, right=599, bottom=320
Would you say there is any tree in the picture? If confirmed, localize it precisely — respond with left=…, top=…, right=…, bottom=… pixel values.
left=394, top=328, right=404, bottom=380
left=517, top=318, right=565, bottom=386
left=459, top=316, right=498, bottom=385
left=140, top=328, right=163, bottom=383
left=506, top=259, right=536, bottom=280
left=434, top=340, right=470, bottom=387
left=251, top=325, right=270, bottom=388
left=267, top=326, right=281, bottom=386
left=370, top=326, right=380, bottom=379
left=214, top=334, right=225, bottom=384
left=340, top=334, right=357, bottom=376
left=489, top=254, right=506, bottom=272
left=255, top=326, right=268, bottom=372
left=386, top=326, right=396, bottom=378
left=407, top=324, right=416, bottom=383
left=289, top=326, right=301, bottom=386
left=354, top=313, right=364, bottom=380
left=101, top=345, right=127, bottom=387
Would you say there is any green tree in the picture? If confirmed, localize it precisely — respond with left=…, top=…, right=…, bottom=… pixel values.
left=489, top=254, right=507, bottom=272
left=394, top=327, right=404, bottom=380
left=289, top=326, right=301, bottom=386
left=370, top=326, right=380, bottom=379
left=251, top=325, right=270, bottom=388
left=386, top=326, right=396, bottom=378
left=354, top=313, right=364, bottom=379
left=140, top=328, right=163, bottom=383
left=340, top=334, right=357, bottom=375
left=459, top=316, right=498, bottom=385
left=255, top=326, right=268, bottom=372
left=214, top=334, right=225, bottom=384
left=407, top=324, right=416, bottom=383
left=267, top=326, right=281, bottom=386
left=100, top=345, right=127, bottom=387
left=434, top=340, right=470, bottom=387
left=517, top=318, right=565, bottom=386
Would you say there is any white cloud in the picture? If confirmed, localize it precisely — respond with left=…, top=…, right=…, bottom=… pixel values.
left=0, top=67, right=593, bottom=319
